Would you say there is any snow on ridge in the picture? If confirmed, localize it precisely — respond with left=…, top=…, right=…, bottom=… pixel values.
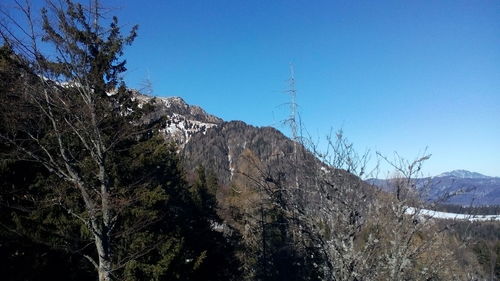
left=436, top=170, right=490, bottom=179
left=158, top=96, right=188, bottom=109
left=160, top=112, right=217, bottom=146
left=131, top=92, right=221, bottom=146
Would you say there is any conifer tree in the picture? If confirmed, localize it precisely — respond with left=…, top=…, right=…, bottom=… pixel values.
left=1, top=1, right=244, bottom=279
left=1, top=1, right=162, bottom=280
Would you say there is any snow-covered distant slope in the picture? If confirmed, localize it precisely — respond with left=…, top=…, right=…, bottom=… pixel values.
left=437, top=170, right=490, bottom=179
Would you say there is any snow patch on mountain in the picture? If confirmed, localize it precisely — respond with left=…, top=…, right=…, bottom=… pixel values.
left=159, top=112, right=218, bottom=146
left=436, top=170, right=490, bottom=179
left=132, top=93, right=222, bottom=147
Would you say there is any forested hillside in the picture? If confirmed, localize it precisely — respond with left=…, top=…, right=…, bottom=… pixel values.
left=0, top=1, right=498, bottom=281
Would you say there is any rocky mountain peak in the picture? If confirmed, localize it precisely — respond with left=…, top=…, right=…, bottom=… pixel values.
left=131, top=93, right=354, bottom=197
left=132, top=93, right=223, bottom=146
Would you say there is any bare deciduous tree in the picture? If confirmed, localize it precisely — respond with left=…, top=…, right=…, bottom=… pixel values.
left=270, top=129, right=476, bottom=280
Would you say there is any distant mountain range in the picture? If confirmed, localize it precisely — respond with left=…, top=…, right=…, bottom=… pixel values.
left=370, top=170, right=500, bottom=206
left=430, top=170, right=500, bottom=206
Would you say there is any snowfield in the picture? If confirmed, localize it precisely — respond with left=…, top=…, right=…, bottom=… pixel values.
left=406, top=207, right=500, bottom=222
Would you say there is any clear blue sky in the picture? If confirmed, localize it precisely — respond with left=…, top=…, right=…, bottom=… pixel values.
left=9, top=0, right=500, bottom=177
left=117, top=0, right=499, bottom=177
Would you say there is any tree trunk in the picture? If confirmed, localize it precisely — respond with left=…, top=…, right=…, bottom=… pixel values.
left=98, top=259, right=112, bottom=281
left=96, top=233, right=112, bottom=281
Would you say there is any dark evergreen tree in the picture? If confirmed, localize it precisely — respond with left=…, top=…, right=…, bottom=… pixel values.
left=0, top=1, right=242, bottom=280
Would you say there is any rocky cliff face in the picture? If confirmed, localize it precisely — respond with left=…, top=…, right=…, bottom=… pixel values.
left=133, top=93, right=222, bottom=147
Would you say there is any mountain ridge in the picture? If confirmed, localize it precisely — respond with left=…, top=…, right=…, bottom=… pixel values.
left=140, top=94, right=499, bottom=207
left=369, top=169, right=500, bottom=206
left=436, top=169, right=493, bottom=179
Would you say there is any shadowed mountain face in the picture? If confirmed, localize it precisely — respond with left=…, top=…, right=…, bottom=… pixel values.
left=370, top=171, right=500, bottom=206
left=427, top=173, right=500, bottom=206
left=138, top=94, right=373, bottom=204
left=138, top=94, right=319, bottom=186
left=183, top=121, right=306, bottom=185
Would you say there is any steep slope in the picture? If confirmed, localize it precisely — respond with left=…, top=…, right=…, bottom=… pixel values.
left=137, top=94, right=321, bottom=186
left=182, top=121, right=311, bottom=185
left=133, top=93, right=222, bottom=147
left=137, top=94, right=375, bottom=207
